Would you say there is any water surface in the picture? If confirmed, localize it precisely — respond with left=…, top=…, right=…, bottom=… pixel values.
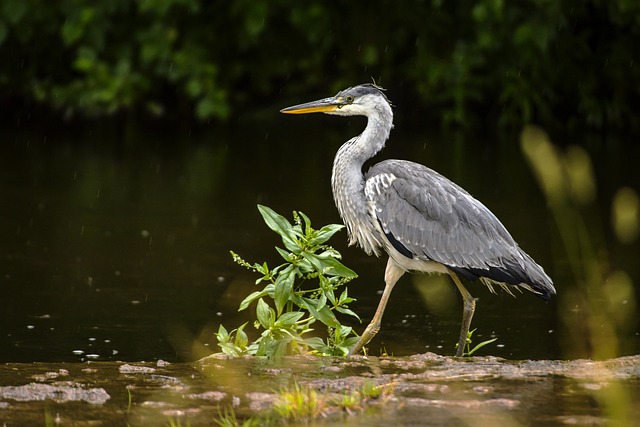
left=1, top=118, right=638, bottom=362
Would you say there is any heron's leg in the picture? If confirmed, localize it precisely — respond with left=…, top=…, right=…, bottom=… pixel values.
left=450, top=272, right=476, bottom=357
left=348, top=258, right=405, bottom=356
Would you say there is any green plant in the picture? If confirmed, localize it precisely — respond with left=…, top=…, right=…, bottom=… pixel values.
left=336, top=381, right=388, bottom=413
left=338, top=391, right=361, bottom=413
left=521, top=126, right=637, bottom=425
left=166, top=417, right=191, bottom=427
left=214, top=406, right=261, bottom=427
left=126, top=386, right=132, bottom=412
left=216, top=205, right=360, bottom=357
left=360, top=381, right=385, bottom=400
left=456, top=328, right=498, bottom=357
left=272, top=382, right=327, bottom=422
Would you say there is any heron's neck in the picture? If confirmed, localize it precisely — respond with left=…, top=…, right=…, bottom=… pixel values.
left=331, top=103, right=393, bottom=252
left=333, top=103, right=393, bottom=178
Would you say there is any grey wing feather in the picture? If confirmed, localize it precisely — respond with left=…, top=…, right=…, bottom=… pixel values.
left=365, top=159, right=555, bottom=299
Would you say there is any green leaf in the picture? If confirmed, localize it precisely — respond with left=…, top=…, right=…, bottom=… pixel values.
left=338, top=289, right=355, bottom=305
left=275, top=246, right=292, bottom=262
left=304, top=252, right=357, bottom=278
left=303, top=297, right=340, bottom=328
left=257, top=205, right=299, bottom=252
left=309, top=224, right=345, bottom=245
left=238, top=287, right=272, bottom=311
left=256, top=333, right=274, bottom=356
left=298, top=211, right=312, bottom=235
left=275, top=338, right=289, bottom=356
left=218, top=342, right=242, bottom=357
left=336, top=306, right=361, bottom=321
left=297, top=258, right=314, bottom=274
left=216, top=324, right=229, bottom=342
left=234, top=323, right=249, bottom=348
left=256, top=298, right=274, bottom=329
left=303, top=337, right=330, bottom=355
left=324, top=289, right=337, bottom=306
left=288, top=292, right=306, bottom=308
left=275, top=311, right=305, bottom=327
left=468, top=338, right=498, bottom=356
left=274, top=265, right=296, bottom=315
left=256, top=261, right=269, bottom=275
left=316, top=293, right=327, bottom=312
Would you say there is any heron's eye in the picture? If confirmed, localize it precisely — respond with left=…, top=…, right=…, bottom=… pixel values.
left=345, top=95, right=354, bottom=103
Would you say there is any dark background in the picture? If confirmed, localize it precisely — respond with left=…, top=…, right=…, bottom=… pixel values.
left=2, top=0, right=639, bottom=134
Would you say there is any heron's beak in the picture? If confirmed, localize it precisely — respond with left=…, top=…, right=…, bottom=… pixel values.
left=280, top=96, right=346, bottom=114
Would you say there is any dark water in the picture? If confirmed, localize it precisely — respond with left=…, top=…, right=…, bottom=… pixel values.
left=1, top=118, right=638, bottom=363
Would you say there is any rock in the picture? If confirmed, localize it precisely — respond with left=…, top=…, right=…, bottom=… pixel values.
left=0, top=383, right=110, bottom=405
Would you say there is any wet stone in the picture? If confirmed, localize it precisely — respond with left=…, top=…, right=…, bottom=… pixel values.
left=118, top=363, right=157, bottom=374
left=31, top=369, right=69, bottom=382
left=0, top=382, right=110, bottom=404
left=245, top=392, right=277, bottom=411
left=185, top=391, right=226, bottom=401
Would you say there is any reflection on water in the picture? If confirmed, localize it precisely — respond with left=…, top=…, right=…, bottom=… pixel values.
left=0, top=121, right=638, bottom=363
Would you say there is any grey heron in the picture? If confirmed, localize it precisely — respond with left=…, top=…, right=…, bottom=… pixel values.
left=280, top=83, right=555, bottom=357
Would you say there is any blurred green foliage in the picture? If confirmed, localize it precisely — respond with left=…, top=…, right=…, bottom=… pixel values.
left=1, top=0, right=639, bottom=131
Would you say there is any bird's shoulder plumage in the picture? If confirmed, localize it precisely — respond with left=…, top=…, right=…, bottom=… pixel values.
left=364, top=159, right=554, bottom=298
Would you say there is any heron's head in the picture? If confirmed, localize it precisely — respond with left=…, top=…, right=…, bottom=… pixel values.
left=280, top=83, right=391, bottom=117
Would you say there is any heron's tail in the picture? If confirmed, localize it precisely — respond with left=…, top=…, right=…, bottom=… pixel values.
left=505, top=249, right=555, bottom=301
left=448, top=249, right=555, bottom=301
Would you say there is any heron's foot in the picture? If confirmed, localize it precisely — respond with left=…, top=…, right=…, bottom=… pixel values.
left=347, top=323, right=381, bottom=356
left=455, top=334, right=468, bottom=357
left=454, top=297, right=477, bottom=357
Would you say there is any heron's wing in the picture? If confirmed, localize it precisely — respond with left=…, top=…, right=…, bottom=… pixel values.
left=365, top=159, right=554, bottom=296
